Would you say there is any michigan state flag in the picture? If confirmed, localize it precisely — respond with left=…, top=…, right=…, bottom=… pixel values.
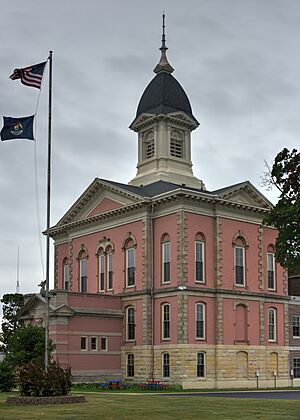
left=0, top=115, right=34, bottom=141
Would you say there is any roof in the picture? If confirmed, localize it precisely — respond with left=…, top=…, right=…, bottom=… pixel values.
left=98, top=178, right=207, bottom=198
left=133, top=72, right=199, bottom=125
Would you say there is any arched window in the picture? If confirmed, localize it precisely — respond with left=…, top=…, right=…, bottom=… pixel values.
left=268, top=308, right=277, bottom=342
left=233, top=235, right=248, bottom=286
left=195, top=303, right=205, bottom=340
left=197, top=352, right=205, bottom=378
left=63, top=258, right=69, bottom=291
left=124, top=237, right=136, bottom=287
left=98, top=247, right=105, bottom=292
left=161, top=234, right=170, bottom=284
left=96, top=240, right=114, bottom=292
left=78, top=249, right=88, bottom=293
left=144, top=130, right=154, bottom=159
left=127, top=354, right=134, bottom=377
left=195, top=233, right=205, bottom=283
left=126, top=306, right=135, bottom=341
left=162, top=352, right=170, bottom=378
left=267, top=245, right=276, bottom=290
left=107, top=247, right=113, bottom=290
left=170, top=129, right=183, bottom=158
left=161, top=303, right=170, bottom=340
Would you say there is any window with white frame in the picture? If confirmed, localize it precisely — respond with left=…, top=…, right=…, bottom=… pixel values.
left=101, top=337, right=107, bottom=351
left=91, top=337, right=97, bottom=351
left=294, top=358, right=300, bottom=378
left=127, top=354, right=134, bottom=377
left=126, top=247, right=135, bottom=287
left=63, top=259, right=69, bottom=291
left=267, top=251, right=276, bottom=290
left=268, top=308, right=277, bottom=342
left=162, top=303, right=170, bottom=340
left=162, top=235, right=170, bottom=283
left=196, top=303, right=205, bottom=340
left=195, top=237, right=205, bottom=283
left=293, top=315, right=300, bottom=338
left=162, top=352, right=170, bottom=378
left=79, top=254, right=87, bottom=293
left=126, top=306, right=135, bottom=341
left=107, top=252, right=113, bottom=290
left=197, top=352, right=205, bottom=378
left=80, top=336, right=87, bottom=351
left=99, top=253, right=105, bottom=292
left=234, top=245, right=245, bottom=286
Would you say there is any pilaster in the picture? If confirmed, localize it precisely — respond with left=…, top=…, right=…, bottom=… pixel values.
left=258, top=225, right=264, bottom=290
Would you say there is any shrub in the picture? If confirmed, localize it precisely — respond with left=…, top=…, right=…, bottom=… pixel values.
left=18, top=361, right=72, bottom=397
left=0, top=360, right=15, bottom=392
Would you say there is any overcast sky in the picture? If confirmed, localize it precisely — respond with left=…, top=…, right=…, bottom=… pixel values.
left=0, top=0, right=299, bottom=305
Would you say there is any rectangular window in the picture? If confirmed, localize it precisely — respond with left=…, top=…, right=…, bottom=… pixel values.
left=80, top=336, right=87, bottom=351
left=267, top=253, right=275, bottom=290
left=101, top=337, right=107, bottom=351
left=293, top=316, right=300, bottom=338
left=63, top=263, right=69, bottom=291
left=294, top=358, right=300, bottom=378
left=197, top=352, right=205, bottom=378
left=127, top=354, right=134, bottom=377
left=107, top=253, right=113, bottom=290
left=91, top=337, right=97, bottom=351
left=162, top=242, right=170, bottom=283
left=268, top=308, right=276, bottom=342
left=162, top=304, right=170, bottom=340
left=99, top=254, right=105, bottom=292
left=127, top=307, right=135, bottom=341
left=80, top=258, right=87, bottom=293
left=235, top=246, right=245, bottom=286
left=196, top=303, right=205, bottom=339
left=126, top=248, right=135, bottom=287
left=195, top=241, right=204, bottom=283
left=162, top=353, right=170, bottom=378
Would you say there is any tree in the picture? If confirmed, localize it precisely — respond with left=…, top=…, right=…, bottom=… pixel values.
left=0, top=293, right=24, bottom=353
left=6, top=324, right=55, bottom=368
left=264, top=148, right=300, bottom=273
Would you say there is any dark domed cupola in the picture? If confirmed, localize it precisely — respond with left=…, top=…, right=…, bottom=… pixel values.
left=129, top=15, right=205, bottom=189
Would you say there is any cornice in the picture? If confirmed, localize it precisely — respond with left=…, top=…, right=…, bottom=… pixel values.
left=130, top=112, right=198, bottom=132
left=51, top=187, right=271, bottom=239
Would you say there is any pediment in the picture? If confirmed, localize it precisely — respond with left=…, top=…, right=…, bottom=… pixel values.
left=52, top=304, right=75, bottom=317
left=215, top=181, right=272, bottom=210
left=56, top=178, right=144, bottom=226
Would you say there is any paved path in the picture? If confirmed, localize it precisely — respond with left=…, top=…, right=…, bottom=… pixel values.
left=161, top=390, right=300, bottom=400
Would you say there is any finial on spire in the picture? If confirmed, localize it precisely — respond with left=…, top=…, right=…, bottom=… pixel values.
left=154, top=13, right=174, bottom=74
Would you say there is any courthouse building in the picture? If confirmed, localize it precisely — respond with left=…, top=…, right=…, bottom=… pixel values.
left=20, top=27, right=291, bottom=388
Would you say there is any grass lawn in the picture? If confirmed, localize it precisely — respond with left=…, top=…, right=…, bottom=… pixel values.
left=1, top=392, right=300, bottom=419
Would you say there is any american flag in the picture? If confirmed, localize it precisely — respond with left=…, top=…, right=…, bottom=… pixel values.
left=10, top=61, right=47, bottom=89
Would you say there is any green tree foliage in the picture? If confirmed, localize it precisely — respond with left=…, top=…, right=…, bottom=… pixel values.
left=6, top=324, right=55, bottom=368
left=264, top=148, right=300, bottom=273
left=18, top=361, right=72, bottom=397
left=0, top=360, right=15, bottom=391
left=0, top=293, right=24, bottom=352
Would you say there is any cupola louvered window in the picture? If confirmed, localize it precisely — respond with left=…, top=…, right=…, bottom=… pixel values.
left=144, top=130, right=154, bottom=159
left=170, top=129, right=183, bottom=158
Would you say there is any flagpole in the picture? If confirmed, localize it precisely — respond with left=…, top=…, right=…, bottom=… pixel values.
left=45, top=50, right=53, bottom=369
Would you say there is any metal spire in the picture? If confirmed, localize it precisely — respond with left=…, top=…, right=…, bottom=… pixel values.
left=154, top=13, right=174, bottom=74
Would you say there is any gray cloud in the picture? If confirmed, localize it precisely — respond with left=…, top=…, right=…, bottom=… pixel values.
left=0, top=0, right=299, bottom=304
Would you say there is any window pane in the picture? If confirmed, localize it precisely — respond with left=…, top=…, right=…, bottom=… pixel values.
left=127, top=308, right=135, bottom=340
left=127, top=249, right=135, bottom=286
left=268, top=309, right=276, bottom=341
left=81, top=337, right=87, bottom=350
left=162, top=304, right=170, bottom=339
left=63, top=264, right=69, bottom=290
left=267, top=253, right=275, bottom=289
left=127, top=354, right=134, bottom=377
left=101, top=337, right=107, bottom=351
left=197, top=352, right=205, bottom=378
left=293, top=316, right=300, bottom=337
left=294, top=358, right=300, bottom=378
left=91, top=337, right=97, bottom=350
left=163, top=353, right=170, bottom=378
left=196, top=304, right=205, bottom=339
